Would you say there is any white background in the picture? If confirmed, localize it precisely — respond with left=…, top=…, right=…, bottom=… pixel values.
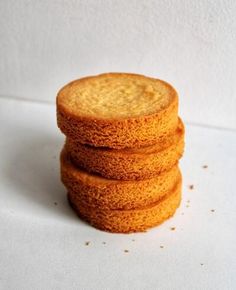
left=0, top=0, right=236, bottom=129
left=1, top=98, right=236, bottom=290
left=1, top=1, right=236, bottom=290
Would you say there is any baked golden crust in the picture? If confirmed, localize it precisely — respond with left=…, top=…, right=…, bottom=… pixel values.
left=68, top=178, right=182, bottom=233
left=60, top=148, right=181, bottom=210
left=66, top=118, right=184, bottom=180
left=57, top=73, right=178, bottom=149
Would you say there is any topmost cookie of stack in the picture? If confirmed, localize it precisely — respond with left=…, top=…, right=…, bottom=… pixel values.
left=57, top=73, right=178, bottom=149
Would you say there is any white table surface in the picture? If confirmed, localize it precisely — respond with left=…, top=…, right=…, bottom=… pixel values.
left=0, top=97, right=236, bottom=290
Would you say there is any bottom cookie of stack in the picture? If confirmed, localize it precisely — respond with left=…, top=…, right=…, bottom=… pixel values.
left=61, top=149, right=182, bottom=233
left=60, top=148, right=181, bottom=210
left=68, top=179, right=181, bottom=233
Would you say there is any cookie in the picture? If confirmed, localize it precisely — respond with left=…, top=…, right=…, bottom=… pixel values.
left=68, top=177, right=182, bottom=233
left=57, top=73, right=178, bottom=149
left=66, top=118, right=184, bottom=180
left=61, top=148, right=181, bottom=210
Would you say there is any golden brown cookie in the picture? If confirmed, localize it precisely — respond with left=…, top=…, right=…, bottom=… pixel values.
left=57, top=73, right=178, bottom=149
left=66, top=118, right=184, bottom=180
left=60, top=148, right=181, bottom=210
left=68, top=177, right=182, bottom=233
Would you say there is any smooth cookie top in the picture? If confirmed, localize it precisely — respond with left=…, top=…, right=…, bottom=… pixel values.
left=57, top=73, right=178, bottom=119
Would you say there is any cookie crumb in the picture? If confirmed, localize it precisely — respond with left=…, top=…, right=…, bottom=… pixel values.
left=160, top=245, right=164, bottom=249
left=102, top=242, right=106, bottom=245
left=132, top=239, right=135, bottom=242
left=181, top=212, right=184, bottom=215
left=124, top=249, right=129, bottom=253
left=186, top=204, right=190, bottom=208
left=170, top=227, right=176, bottom=231
left=189, top=185, right=194, bottom=190
left=202, top=165, right=208, bottom=169
left=54, top=202, right=57, bottom=206
left=85, top=241, right=90, bottom=246
left=211, top=209, right=215, bottom=212
left=187, top=200, right=190, bottom=203
left=200, top=263, right=204, bottom=266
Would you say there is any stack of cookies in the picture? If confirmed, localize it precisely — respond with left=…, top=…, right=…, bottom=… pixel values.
left=57, top=73, right=184, bottom=233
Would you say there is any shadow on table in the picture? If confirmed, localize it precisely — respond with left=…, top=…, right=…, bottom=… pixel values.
left=4, top=132, right=80, bottom=222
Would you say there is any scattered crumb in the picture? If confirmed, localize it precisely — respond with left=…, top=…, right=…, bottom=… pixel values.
left=202, top=165, right=208, bottom=169
left=189, top=184, right=194, bottom=190
left=85, top=241, right=90, bottom=246
left=211, top=209, right=215, bottom=212
left=102, top=242, right=106, bottom=245
left=200, top=263, right=204, bottom=266
left=187, top=200, right=190, bottom=203
left=170, top=227, right=176, bottom=231
left=132, top=239, right=135, bottom=242
left=160, top=245, right=164, bottom=249
left=54, top=202, right=57, bottom=206
left=181, top=212, right=184, bottom=215
left=124, top=249, right=129, bottom=253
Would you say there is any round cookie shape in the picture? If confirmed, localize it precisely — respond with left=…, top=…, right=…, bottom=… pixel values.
left=57, top=73, right=178, bottom=149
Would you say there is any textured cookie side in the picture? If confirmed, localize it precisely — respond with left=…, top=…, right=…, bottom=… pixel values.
left=68, top=178, right=182, bottom=233
left=57, top=94, right=178, bottom=149
left=60, top=148, right=181, bottom=210
left=66, top=118, right=184, bottom=180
